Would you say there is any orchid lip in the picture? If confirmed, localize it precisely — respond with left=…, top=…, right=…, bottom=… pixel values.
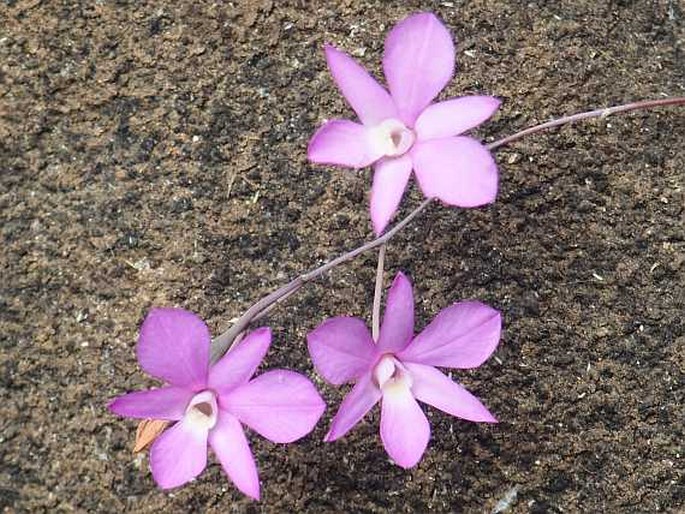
left=185, top=390, right=218, bottom=431
left=373, top=354, right=413, bottom=390
left=369, top=118, right=416, bottom=158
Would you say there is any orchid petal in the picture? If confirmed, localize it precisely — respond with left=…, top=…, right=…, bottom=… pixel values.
left=308, top=120, right=384, bottom=168
left=222, top=370, right=325, bottom=443
left=383, top=12, right=455, bottom=126
left=149, top=415, right=208, bottom=489
left=405, top=363, right=497, bottom=422
left=307, top=317, right=377, bottom=385
left=399, top=301, right=501, bottom=369
left=380, top=381, right=430, bottom=468
left=415, top=96, right=501, bottom=140
left=209, top=411, right=260, bottom=500
left=377, top=272, right=415, bottom=352
left=370, top=155, right=412, bottom=235
left=208, top=327, right=271, bottom=395
left=109, top=386, right=193, bottom=420
left=137, top=308, right=209, bottom=390
left=412, top=136, right=498, bottom=207
left=325, top=372, right=381, bottom=441
left=324, top=44, right=398, bottom=125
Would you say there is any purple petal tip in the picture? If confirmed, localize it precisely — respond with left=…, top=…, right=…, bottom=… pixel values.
left=107, top=398, right=120, bottom=414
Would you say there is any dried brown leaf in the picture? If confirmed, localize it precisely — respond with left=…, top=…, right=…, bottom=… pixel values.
left=134, top=419, right=170, bottom=453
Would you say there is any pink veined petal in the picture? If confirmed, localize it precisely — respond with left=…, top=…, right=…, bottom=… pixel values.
left=208, top=327, right=271, bottom=395
left=308, top=119, right=385, bottom=169
left=383, top=12, right=455, bottom=126
left=415, top=96, right=502, bottom=141
left=370, top=155, right=413, bottom=235
left=324, top=43, right=398, bottom=125
left=149, top=414, right=208, bottom=489
left=209, top=410, right=260, bottom=500
left=325, top=372, right=381, bottom=442
left=108, top=386, right=193, bottom=421
left=221, top=370, right=325, bottom=444
left=307, top=317, right=377, bottom=385
left=380, top=381, right=430, bottom=468
left=412, top=136, right=498, bottom=207
left=399, top=301, right=501, bottom=369
left=404, top=362, right=497, bottom=422
left=137, top=308, right=210, bottom=390
left=376, top=271, right=415, bottom=352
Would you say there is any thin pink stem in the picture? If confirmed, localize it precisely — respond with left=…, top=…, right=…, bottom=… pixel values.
left=371, top=243, right=387, bottom=341
left=487, top=97, right=685, bottom=151
left=210, top=96, right=685, bottom=362
left=210, top=198, right=433, bottom=362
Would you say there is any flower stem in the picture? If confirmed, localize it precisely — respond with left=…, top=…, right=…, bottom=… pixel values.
left=487, top=97, right=685, bottom=151
left=371, top=243, right=387, bottom=341
left=210, top=96, right=685, bottom=362
left=210, top=199, right=433, bottom=362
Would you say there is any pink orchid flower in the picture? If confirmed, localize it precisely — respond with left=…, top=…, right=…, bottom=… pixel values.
left=109, top=308, right=325, bottom=499
left=307, top=272, right=501, bottom=468
left=308, top=12, right=500, bottom=235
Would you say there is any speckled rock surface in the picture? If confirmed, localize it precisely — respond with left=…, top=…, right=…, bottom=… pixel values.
left=1, top=1, right=684, bottom=512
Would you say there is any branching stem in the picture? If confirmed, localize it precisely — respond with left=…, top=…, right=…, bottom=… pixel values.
left=210, top=199, right=433, bottom=362
left=210, top=96, right=685, bottom=362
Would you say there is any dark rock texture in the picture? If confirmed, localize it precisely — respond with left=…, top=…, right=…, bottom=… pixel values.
left=1, top=1, right=683, bottom=512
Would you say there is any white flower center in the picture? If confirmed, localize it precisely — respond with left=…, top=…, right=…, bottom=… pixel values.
left=373, top=354, right=412, bottom=391
left=185, top=390, right=218, bottom=431
left=369, top=118, right=416, bottom=158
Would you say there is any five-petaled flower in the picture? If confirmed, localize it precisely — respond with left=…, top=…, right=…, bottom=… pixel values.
left=307, top=272, right=501, bottom=468
left=109, top=308, right=325, bottom=499
left=308, top=12, right=500, bottom=235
